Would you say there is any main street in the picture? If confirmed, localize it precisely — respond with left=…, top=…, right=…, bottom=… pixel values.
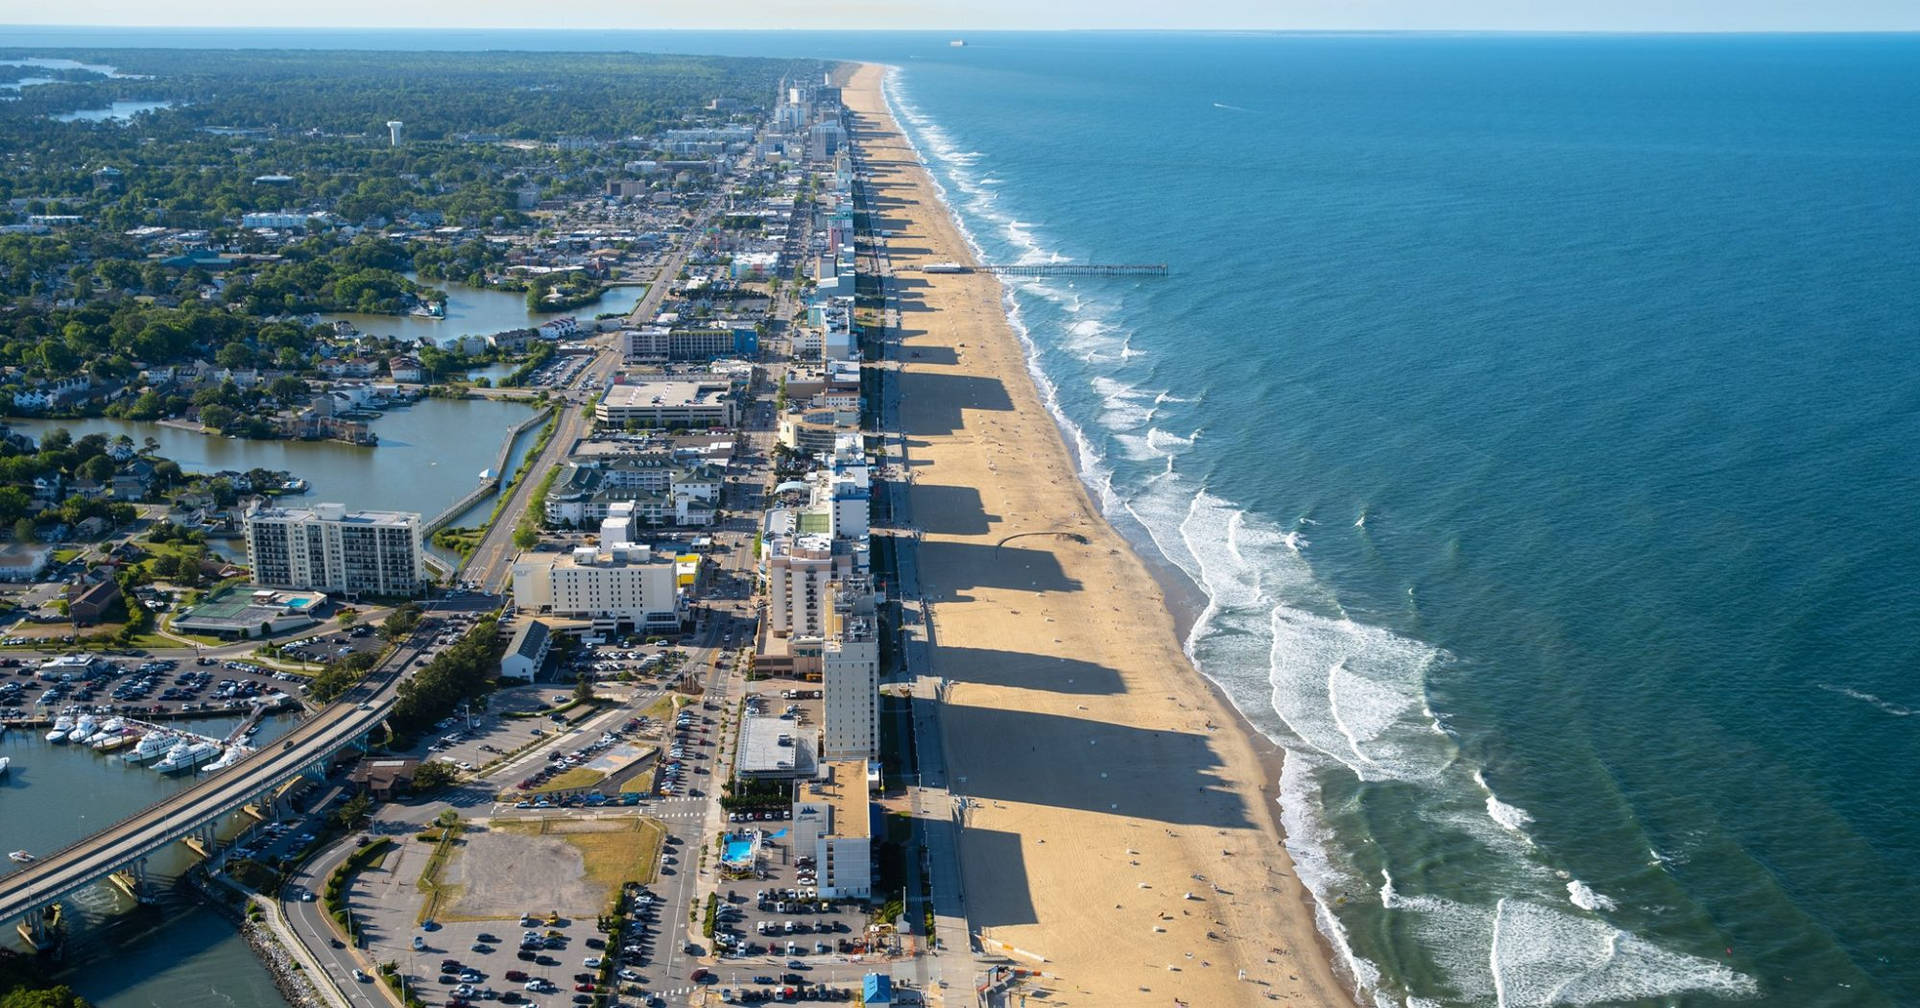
left=460, top=193, right=731, bottom=596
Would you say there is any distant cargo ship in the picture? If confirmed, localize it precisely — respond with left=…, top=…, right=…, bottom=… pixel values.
left=950, top=39, right=966, bottom=47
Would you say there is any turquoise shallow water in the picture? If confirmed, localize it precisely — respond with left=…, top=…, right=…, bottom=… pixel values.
left=7, top=28, right=1919, bottom=1007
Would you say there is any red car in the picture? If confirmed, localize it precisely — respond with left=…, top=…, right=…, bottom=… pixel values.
left=504, top=970, right=528, bottom=982
left=574, top=984, right=596, bottom=992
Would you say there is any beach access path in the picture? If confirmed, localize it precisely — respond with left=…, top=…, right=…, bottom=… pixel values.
left=842, top=62, right=1352, bottom=1007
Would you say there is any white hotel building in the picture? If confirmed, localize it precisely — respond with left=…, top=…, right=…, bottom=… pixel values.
left=511, top=545, right=681, bottom=633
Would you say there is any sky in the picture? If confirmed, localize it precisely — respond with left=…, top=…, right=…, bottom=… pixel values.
left=6, top=0, right=1920, bottom=32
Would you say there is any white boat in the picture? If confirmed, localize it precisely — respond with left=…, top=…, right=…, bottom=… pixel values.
left=0, top=756, right=11, bottom=776
left=203, top=745, right=249, bottom=773
left=122, top=731, right=177, bottom=764
left=92, top=729, right=135, bottom=753
left=7, top=851, right=31, bottom=864
left=68, top=714, right=99, bottom=745
left=156, top=741, right=220, bottom=774
left=44, top=714, right=74, bottom=744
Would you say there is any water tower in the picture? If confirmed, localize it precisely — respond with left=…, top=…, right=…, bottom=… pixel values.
left=387, top=120, right=404, bottom=146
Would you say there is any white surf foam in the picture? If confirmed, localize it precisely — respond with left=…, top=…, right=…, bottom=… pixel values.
left=1145, top=426, right=1198, bottom=457
left=1565, top=879, right=1618, bottom=913
left=1817, top=682, right=1913, bottom=716
left=1474, top=769, right=1538, bottom=842
left=1490, top=898, right=1757, bottom=1006
left=882, top=65, right=1756, bottom=1008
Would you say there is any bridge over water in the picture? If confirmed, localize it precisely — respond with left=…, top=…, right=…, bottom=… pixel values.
left=0, top=631, right=430, bottom=949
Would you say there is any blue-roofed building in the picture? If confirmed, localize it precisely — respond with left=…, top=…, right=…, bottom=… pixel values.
left=862, top=973, right=892, bottom=1005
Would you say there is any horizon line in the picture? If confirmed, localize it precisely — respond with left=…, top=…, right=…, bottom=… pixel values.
left=5, top=25, right=1920, bottom=35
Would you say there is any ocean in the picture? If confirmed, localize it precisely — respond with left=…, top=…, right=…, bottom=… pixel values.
left=7, top=27, right=1919, bottom=1007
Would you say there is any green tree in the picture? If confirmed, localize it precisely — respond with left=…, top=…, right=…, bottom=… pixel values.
left=411, top=761, right=457, bottom=791
left=12, top=518, right=37, bottom=545
left=381, top=602, right=422, bottom=640
left=336, top=792, right=372, bottom=830
left=0, top=985, right=93, bottom=1008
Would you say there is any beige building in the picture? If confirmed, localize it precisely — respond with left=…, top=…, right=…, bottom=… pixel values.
left=765, top=533, right=843, bottom=639
left=512, top=545, right=680, bottom=633
left=793, top=760, right=871, bottom=900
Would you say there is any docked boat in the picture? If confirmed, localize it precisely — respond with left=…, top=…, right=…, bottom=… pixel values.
left=0, top=756, right=10, bottom=777
left=68, top=714, right=99, bottom=745
left=44, top=714, right=74, bottom=744
left=8, top=851, right=32, bottom=864
left=203, top=745, right=248, bottom=773
left=89, top=714, right=128, bottom=744
left=121, top=731, right=177, bottom=765
left=156, top=741, right=220, bottom=774
left=92, top=730, right=135, bottom=752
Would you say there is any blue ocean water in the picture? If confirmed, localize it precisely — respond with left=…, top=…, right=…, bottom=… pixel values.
left=8, top=27, right=1920, bottom=1006
left=869, top=34, right=1920, bottom=1007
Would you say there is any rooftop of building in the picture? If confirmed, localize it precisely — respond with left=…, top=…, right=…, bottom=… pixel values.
left=737, top=716, right=817, bottom=778
left=800, top=759, right=870, bottom=840
left=601, top=377, right=730, bottom=410
left=508, top=618, right=551, bottom=660
left=247, top=502, right=420, bottom=525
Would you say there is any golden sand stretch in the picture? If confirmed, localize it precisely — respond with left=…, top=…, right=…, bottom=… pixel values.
left=841, top=63, right=1352, bottom=1007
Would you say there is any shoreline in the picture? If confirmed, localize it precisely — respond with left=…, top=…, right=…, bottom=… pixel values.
left=845, top=62, right=1353, bottom=1006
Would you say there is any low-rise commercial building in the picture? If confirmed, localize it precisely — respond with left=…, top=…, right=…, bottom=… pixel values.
left=500, top=618, right=552, bottom=681
left=596, top=378, right=734, bottom=429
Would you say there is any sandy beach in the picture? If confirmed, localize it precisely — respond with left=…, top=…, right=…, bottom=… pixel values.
left=840, top=63, right=1351, bottom=1007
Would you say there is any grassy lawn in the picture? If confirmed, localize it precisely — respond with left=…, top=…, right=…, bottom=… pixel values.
left=416, top=825, right=465, bottom=925
left=618, top=767, right=656, bottom=794
left=530, top=766, right=607, bottom=794
left=52, top=548, right=83, bottom=564
left=639, top=694, right=681, bottom=722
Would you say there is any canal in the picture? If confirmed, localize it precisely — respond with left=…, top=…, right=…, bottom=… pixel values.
left=322, top=275, right=647, bottom=347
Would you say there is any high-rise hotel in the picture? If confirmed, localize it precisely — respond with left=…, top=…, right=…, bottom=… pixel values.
left=244, top=503, right=426, bottom=597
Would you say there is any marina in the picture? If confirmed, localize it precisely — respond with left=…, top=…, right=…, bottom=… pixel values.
left=0, top=704, right=300, bottom=1007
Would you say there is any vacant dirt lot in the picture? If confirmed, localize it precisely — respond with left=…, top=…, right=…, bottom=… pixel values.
left=440, top=817, right=662, bottom=921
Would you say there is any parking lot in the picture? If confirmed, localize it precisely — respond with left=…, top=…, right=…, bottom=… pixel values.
left=0, top=652, right=307, bottom=723
left=345, top=820, right=677, bottom=1007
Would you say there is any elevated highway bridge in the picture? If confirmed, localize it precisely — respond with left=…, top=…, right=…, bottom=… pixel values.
left=0, top=627, right=436, bottom=948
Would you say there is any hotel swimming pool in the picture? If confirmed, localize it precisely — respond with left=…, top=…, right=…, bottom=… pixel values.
left=722, top=832, right=758, bottom=867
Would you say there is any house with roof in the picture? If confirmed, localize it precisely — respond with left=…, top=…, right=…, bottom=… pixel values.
left=500, top=619, right=552, bottom=681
